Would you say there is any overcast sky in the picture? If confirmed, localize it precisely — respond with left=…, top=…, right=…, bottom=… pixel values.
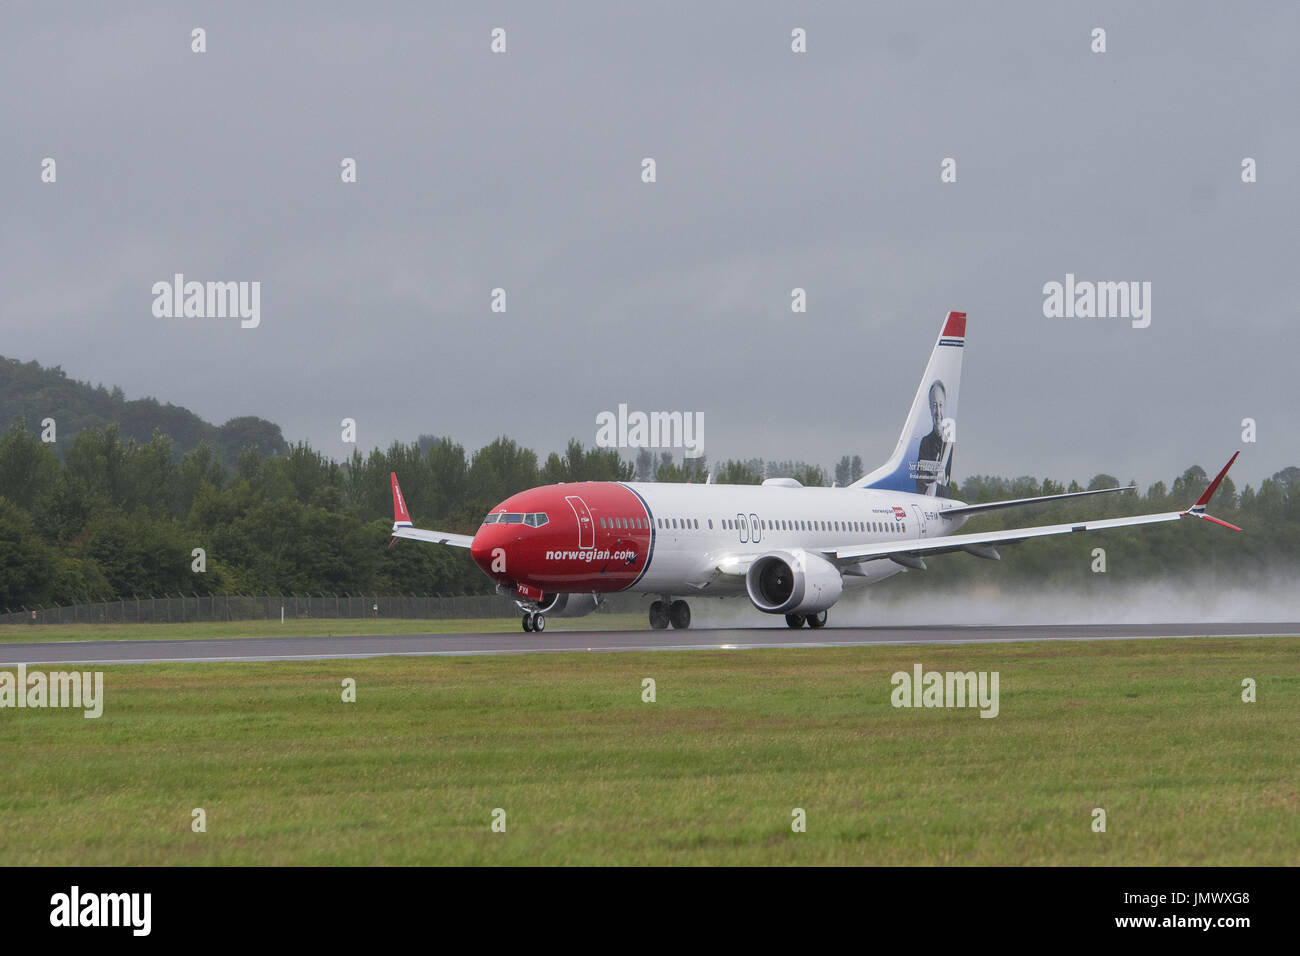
left=2, top=1, right=1296, bottom=490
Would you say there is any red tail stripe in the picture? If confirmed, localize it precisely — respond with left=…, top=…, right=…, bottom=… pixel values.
left=942, top=311, right=966, bottom=338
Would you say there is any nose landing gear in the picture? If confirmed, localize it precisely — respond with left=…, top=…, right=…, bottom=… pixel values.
left=521, top=612, right=546, bottom=632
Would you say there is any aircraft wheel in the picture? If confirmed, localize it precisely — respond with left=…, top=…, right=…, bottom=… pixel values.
left=521, top=614, right=534, bottom=632
left=806, top=610, right=828, bottom=629
left=669, top=600, right=691, bottom=629
left=533, top=613, right=546, bottom=632
left=785, top=613, right=806, bottom=629
left=648, top=600, right=670, bottom=630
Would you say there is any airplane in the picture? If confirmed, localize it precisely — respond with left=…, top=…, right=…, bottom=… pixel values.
left=389, top=311, right=1241, bottom=632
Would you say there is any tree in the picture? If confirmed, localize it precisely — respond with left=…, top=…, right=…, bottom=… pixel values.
left=834, top=454, right=864, bottom=486
left=1271, top=466, right=1300, bottom=490
left=635, top=448, right=654, bottom=482
left=218, top=416, right=289, bottom=463
left=541, top=440, right=635, bottom=484
left=466, top=437, right=539, bottom=511
left=175, top=441, right=227, bottom=519
left=0, top=422, right=59, bottom=511
left=715, top=459, right=762, bottom=484
left=793, top=464, right=827, bottom=487
left=681, top=456, right=708, bottom=483
left=64, top=424, right=129, bottom=507
left=0, top=498, right=58, bottom=608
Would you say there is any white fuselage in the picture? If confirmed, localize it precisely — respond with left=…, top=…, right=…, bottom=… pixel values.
left=624, top=482, right=970, bottom=596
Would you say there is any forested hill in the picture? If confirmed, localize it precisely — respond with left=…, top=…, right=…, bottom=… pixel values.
left=0, top=355, right=287, bottom=471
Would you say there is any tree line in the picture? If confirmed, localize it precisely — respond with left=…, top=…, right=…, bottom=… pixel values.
left=0, top=419, right=1295, bottom=610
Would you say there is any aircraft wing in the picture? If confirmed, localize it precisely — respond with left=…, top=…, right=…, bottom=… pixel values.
left=834, top=453, right=1242, bottom=565
left=388, top=472, right=474, bottom=550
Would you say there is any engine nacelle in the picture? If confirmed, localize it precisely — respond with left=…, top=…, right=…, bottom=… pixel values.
left=746, top=550, right=844, bottom=615
left=519, top=592, right=603, bottom=618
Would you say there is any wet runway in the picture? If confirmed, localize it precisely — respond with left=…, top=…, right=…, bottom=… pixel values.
left=1, top=622, right=1297, bottom=665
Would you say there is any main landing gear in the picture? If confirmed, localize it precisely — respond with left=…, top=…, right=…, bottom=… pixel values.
left=785, top=610, right=828, bottom=629
left=649, top=598, right=691, bottom=629
left=521, top=611, right=547, bottom=632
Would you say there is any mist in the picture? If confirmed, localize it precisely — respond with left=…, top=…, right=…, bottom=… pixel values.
left=667, top=572, right=1300, bottom=629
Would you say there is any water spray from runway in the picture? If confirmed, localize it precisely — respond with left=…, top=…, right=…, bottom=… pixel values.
left=681, top=572, right=1300, bottom=629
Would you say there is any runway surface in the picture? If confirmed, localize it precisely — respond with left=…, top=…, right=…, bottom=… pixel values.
left=1, top=622, right=1297, bottom=665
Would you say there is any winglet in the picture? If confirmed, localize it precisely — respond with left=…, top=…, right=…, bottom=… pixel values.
left=391, top=472, right=412, bottom=528
left=1182, top=453, right=1242, bottom=531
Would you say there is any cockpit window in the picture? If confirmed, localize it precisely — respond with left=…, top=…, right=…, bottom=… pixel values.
left=482, top=511, right=549, bottom=527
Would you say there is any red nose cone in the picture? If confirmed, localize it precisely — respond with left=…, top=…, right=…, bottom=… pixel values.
left=470, top=526, right=505, bottom=580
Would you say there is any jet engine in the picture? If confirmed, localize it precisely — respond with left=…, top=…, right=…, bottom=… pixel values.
left=745, top=550, right=844, bottom=615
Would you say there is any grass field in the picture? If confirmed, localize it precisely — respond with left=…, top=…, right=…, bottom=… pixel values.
left=0, top=613, right=649, bottom=643
left=1, top=637, right=1295, bottom=865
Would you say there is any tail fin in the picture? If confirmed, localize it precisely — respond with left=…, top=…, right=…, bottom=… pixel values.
left=852, top=310, right=965, bottom=497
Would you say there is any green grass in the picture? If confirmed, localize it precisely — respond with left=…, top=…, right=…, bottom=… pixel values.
left=0, top=613, right=649, bottom=643
left=1, top=637, right=1294, bottom=865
